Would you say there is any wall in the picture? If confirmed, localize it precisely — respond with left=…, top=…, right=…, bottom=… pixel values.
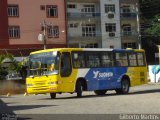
left=100, top=0, right=121, bottom=48
left=0, top=0, right=9, bottom=47
left=7, top=0, right=66, bottom=47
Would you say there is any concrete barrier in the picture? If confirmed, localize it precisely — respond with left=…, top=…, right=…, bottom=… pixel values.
left=0, top=80, right=26, bottom=95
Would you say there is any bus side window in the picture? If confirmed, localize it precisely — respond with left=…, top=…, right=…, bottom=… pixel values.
left=60, top=52, right=72, bottom=77
left=72, top=52, right=85, bottom=68
left=115, top=52, right=128, bottom=67
left=137, top=52, right=145, bottom=66
left=128, top=52, right=137, bottom=66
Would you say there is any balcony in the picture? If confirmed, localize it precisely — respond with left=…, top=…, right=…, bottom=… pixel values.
left=67, top=12, right=101, bottom=20
left=68, top=34, right=101, bottom=42
left=67, top=0, right=99, bottom=3
left=121, top=31, right=138, bottom=40
left=121, top=13, right=137, bottom=19
left=120, top=0, right=138, bottom=4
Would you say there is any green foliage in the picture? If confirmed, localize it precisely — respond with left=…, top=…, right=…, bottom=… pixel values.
left=140, top=0, right=160, bottom=19
left=140, top=0, right=160, bottom=64
left=0, top=54, right=23, bottom=80
left=145, top=15, right=160, bottom=36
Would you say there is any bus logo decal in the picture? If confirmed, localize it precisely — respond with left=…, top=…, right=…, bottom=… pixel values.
left=93, top=71, right=113, bottom=79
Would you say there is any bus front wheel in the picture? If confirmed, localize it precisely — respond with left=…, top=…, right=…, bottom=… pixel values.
left=115, top=79, right=130, bottom=94
left=50, top=93, right=56, bottom=99
left=94, top=90, right=107, bottom=95
left=76, top=81, right=83, bottom=97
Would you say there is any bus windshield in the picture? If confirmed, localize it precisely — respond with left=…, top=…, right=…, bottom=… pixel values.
left=28, top=51, right=59, bottom=77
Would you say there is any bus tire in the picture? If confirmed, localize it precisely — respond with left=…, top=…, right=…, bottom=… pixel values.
left=115, top=78, right=130, bottom=94
left=50, top=93, right=56, bottom=99
left=76, top=81, right=83, bottom=97
left=94, top=90, right=107, bottom=95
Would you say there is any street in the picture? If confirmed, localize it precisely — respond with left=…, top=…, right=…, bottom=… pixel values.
left=0, top=84, right=160, bottom=120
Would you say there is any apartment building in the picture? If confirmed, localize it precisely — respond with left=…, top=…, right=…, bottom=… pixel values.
left=66, top=0, right=101, bottom=48
left=100, top=0, right=121, bottom=48
left=120, top=0, right=139, bottom=49
left=0, top=0, right=66, bottom=56
left=66, top=0, right=140, bottom=49
left=0, top=0, right=140, bottom=55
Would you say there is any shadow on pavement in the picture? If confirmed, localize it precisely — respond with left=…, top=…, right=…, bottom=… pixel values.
left=129, top=89, right=160, bottom=95
left=38, top=88, right=160, bottom=100
left=0, top=99, right=57, bottom=120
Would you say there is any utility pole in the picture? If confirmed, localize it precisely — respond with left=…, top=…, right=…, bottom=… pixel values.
left=136, top=2, right=141, bottom=49
left=42, top=20, right=47, bottom=49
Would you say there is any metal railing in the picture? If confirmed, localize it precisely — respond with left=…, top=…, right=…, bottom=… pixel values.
left=120, top=13, right=137, bottom=18
left=67, top=12, right=101, bottom=18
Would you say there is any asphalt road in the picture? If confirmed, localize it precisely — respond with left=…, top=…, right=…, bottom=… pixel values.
left=0, top=84, right=160, bottom=120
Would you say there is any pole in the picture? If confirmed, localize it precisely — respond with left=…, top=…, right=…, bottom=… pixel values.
left=43, top=20, right=47, bottom=49
left=136, top=2, right=141, bottom=49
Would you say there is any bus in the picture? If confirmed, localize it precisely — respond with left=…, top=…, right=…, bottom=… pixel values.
left=26, top=48, right=148, bottom=99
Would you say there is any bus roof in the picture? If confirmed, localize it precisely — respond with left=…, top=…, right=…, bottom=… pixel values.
left=113, top=49, right=145, bottom=52
left=30, top=48, right=113, bottom=55
left=30, top=48, right=145, bottom=55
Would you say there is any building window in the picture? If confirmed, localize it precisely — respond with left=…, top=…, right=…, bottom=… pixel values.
left=122, top=42, right=136, bottom=49
left=81, top=5, right=95, bottom=13
left=47, top=5, right=58, bottom=17
left=47, top=26, right=59, bottom=38
left=81, top=5, right=95, bottom=17
left=8, top=5, right=19, bottom=17
left=8, top=26, right=20, bottom=38
left=80, top=43, right=98, bottom=48
left=105, top=23, right=116, bottom=32
left=67, top=4, right=76, bottom=8
left=121, top=6, right=131, bottom=13
left=69, top=23, right=78, bottom=28
left=82, top=24, right=96, bottom=37
left=122, top=24, right=132, bottom=36
left=105, top=4, right=115, bottom=13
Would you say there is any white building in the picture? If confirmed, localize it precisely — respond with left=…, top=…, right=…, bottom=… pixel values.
left=100, top=0, right=121, bottom=48
left=66, top=0, right=139, bottom=49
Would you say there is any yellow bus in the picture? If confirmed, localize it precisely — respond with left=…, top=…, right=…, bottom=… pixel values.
left=26, top=48, right=148, bottom=99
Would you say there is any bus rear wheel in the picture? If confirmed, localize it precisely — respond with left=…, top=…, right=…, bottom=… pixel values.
left=94, top=90, right=107, bottom=95
left=76, top=81, right=83, bottom=97
left=115, top=79, right=130, bottom=94
left=50, top=93, right=56, bottom=99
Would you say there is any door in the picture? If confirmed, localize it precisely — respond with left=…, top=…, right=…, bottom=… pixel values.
left=58, top=52, right=77, bottom=92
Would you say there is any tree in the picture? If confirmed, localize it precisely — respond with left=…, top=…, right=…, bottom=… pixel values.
left=0, top=54, right=22, bottom=80
left=140, top=0, right=160, bottom=64
left=145, top=15, right=160, bottom=37
left=0, top=55, right=9, bottom=80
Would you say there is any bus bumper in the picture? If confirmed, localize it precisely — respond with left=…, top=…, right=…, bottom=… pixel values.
left=27, top=85, right=58, bottom=94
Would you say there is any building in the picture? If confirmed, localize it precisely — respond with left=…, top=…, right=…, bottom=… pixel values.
left=66, top=0, right=101, bottom=48
left=120, top=0, right=139, bottom=49
left=0, top=0, right=67, bottom=56
left=66, top=0, right=140, bottom=49
left=0, top=0, right=140, bottom=56
left=100, top=0, right=121, bottom=48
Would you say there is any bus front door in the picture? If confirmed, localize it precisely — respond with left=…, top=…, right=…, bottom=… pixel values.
left=58, top=52, right=76, bottom=92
